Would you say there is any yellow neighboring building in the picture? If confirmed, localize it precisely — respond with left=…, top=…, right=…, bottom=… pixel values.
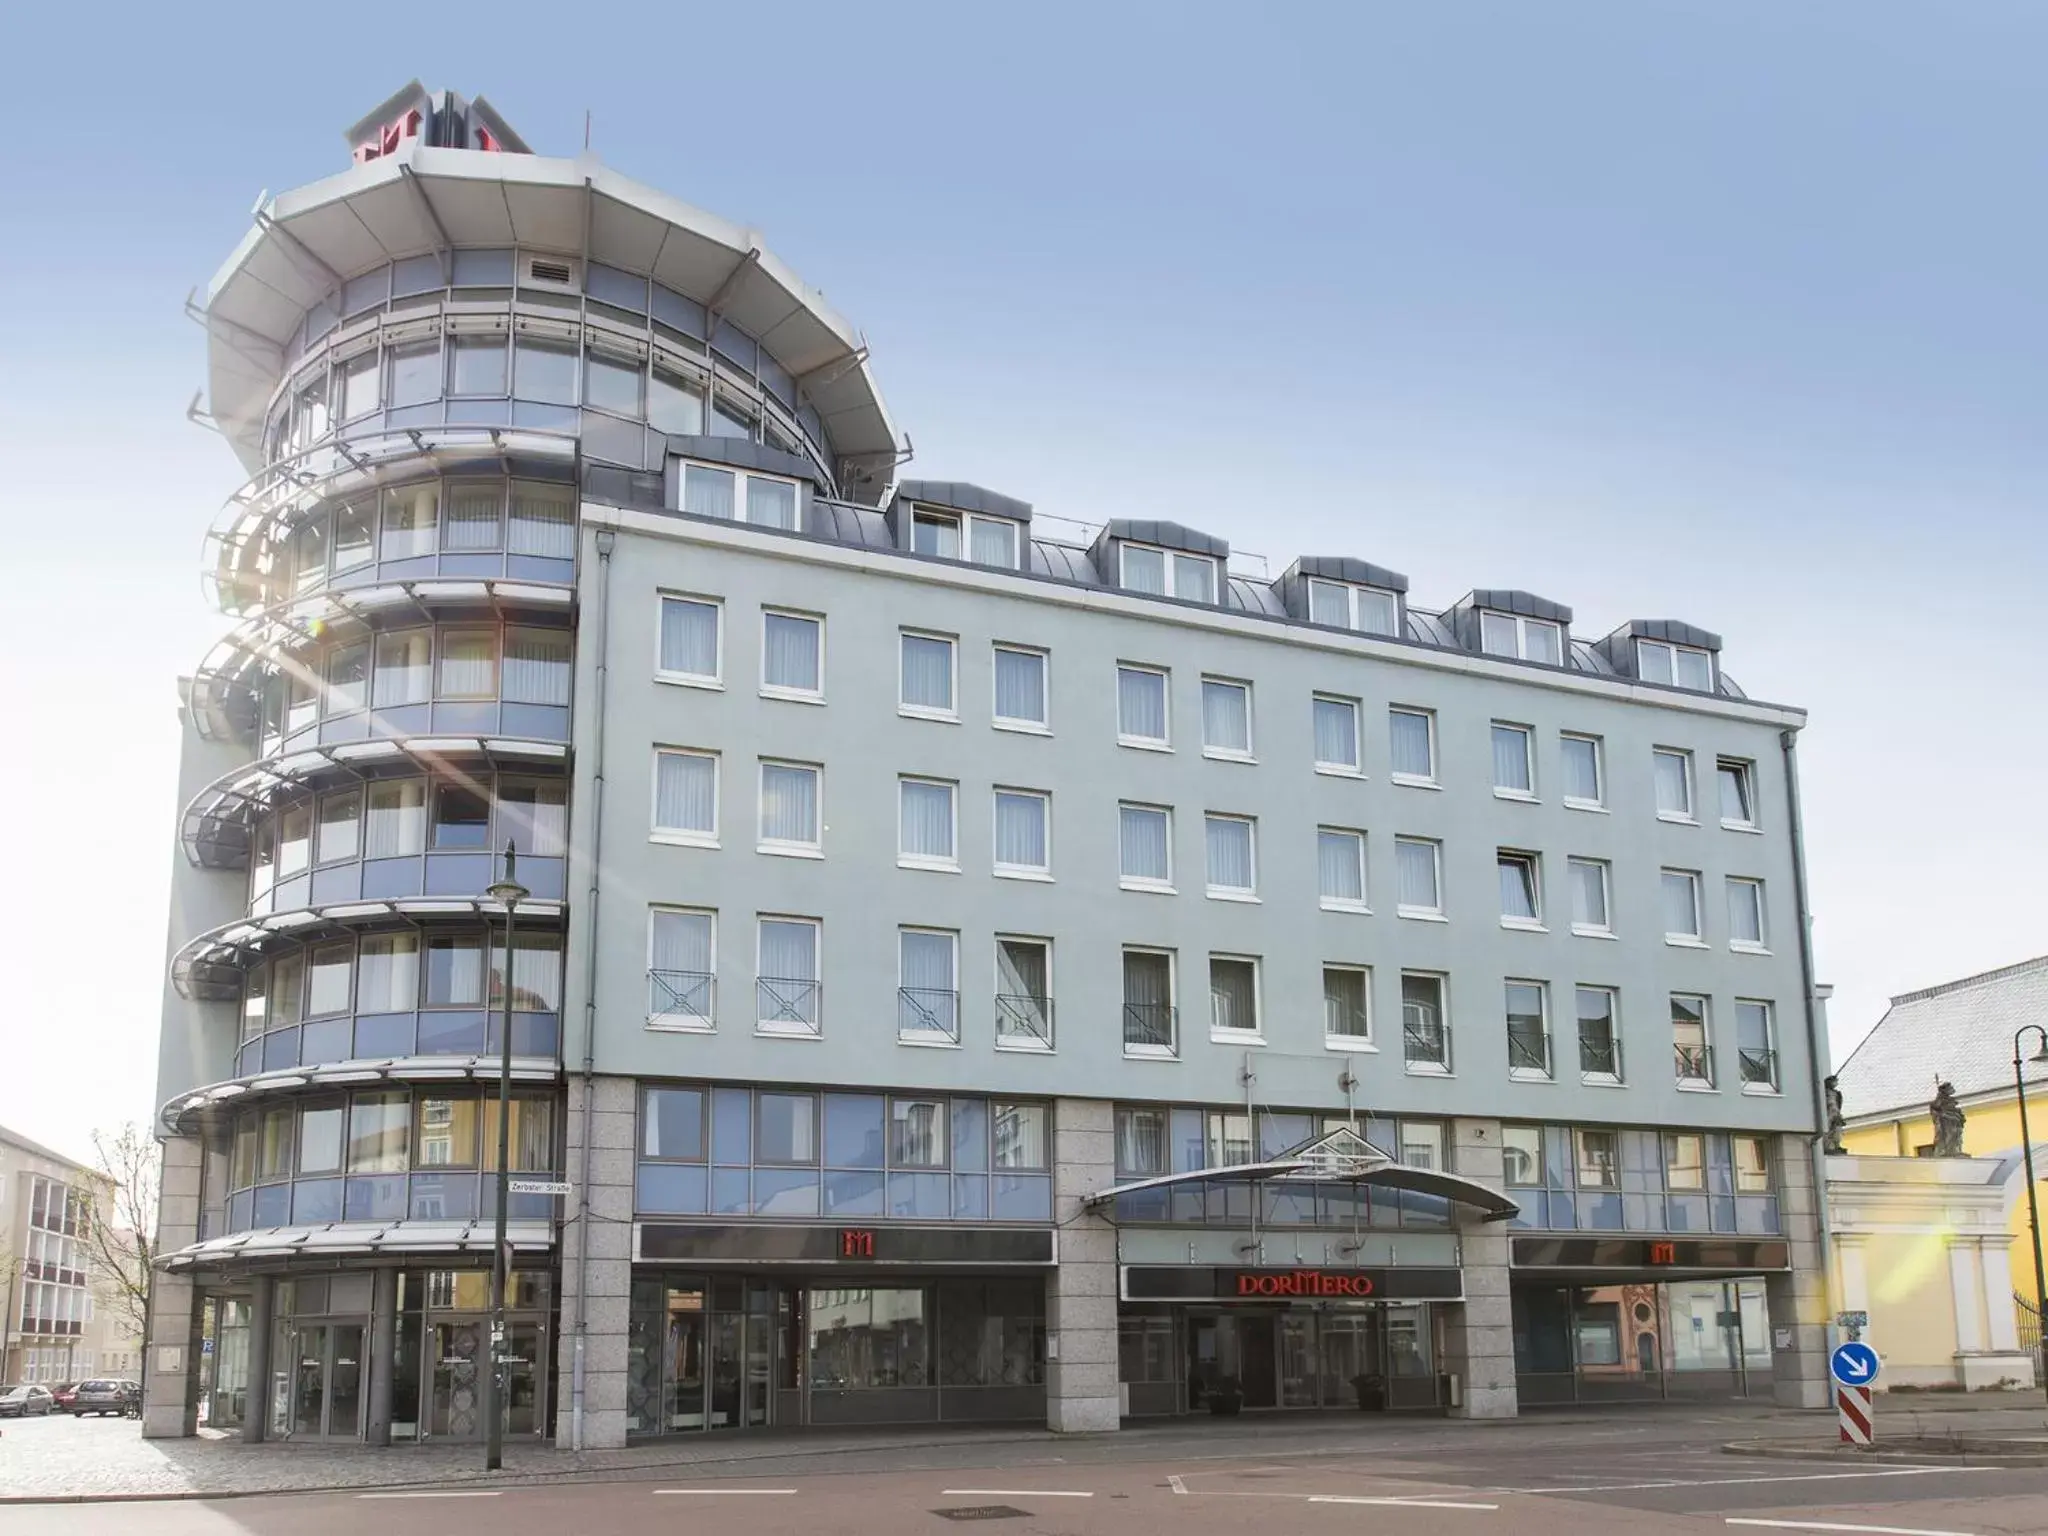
left=1836, top=955, right=2048, bottom=1308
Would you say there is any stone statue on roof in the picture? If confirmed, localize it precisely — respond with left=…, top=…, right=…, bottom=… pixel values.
left=1822, top=1075, right=1847, bottom=1155
left=1929, top=1081, right=1967, bottom=1157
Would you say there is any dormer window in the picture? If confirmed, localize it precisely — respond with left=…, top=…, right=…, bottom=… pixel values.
left=680, top=461, right=799, bottom=531
left=1307, top=578, right=1400, bottom=637
left=911, top=507, right=1020, bottom=569
left=1637, top=638, right=1713, bottom=691
left=913, top=508, right=960, bottom=558
left=1121, top=542, right=1216, bottom=603
left=1480, top=611, right=1563, bottom=665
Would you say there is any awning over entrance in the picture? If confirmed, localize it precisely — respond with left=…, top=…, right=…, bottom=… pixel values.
left=159, top=1218, right=555, bottom=1273
left=1080, top=1126, right=1520, bottom=1222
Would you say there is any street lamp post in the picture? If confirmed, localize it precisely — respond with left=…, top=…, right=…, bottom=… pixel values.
left=2013, top=1023, right=2048, bottom=1408
left=482, top=842, right=528, bottom=1473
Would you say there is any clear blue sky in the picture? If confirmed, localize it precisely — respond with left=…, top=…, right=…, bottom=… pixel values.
left=3, top=2, right=2043, bottom=1158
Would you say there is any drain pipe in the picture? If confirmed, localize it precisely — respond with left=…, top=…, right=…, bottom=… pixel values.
left=569, top=527, right=615, bottom=1452
left=1780, top=729, right=1838, bottom=1329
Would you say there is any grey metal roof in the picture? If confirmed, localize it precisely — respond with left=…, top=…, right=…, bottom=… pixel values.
left=1612, top=618, right=1724, bottom=652
left=1287, top=555, right=1410, bottom=593
left=895, top=481, right=1033, bottom=523
left=1451, top=589, right=1575, bottom=625
left=1225, top=576, right=1287, bottom=618
left=1097, top=519, right=1230, bottom=559
left=1835, top=954, right=2048, bottom=1120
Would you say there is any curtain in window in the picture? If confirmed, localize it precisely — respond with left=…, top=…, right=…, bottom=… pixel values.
left=373, top=631, right=432, bottom=707
left=759, top=920, right=818, bottom=993
left=502, top=627, right=571, bottom=705
left=500, top=782, right=567, bottom=857
left=1117, top=668, right=1166, bottom=738
left=1313, top=698, right=1357, bottom=766
left=357, top=934, right=419, bottom=1013
left=745, top=478, right=797, bottom=530
left=1719, top=764, right=1751, bottom=822
left=1570, top=861, right=1607, bottom=927
left=500, top=935, right=562, bottom=1011
left=1122, top=954, right=1172, bottom=1046
left=1119, top=807, right=1169, bottom=881
left=651, top=909, right=712, bottom=975
left=760, top=765, right=818, bottom=844
left=1654, top=752, right=1690, bottom=813
left=444, top=484, right=503, bottom=549
left=505, top=483, right=576, bottom=558
left=1309, top=581, right=1349, bottom=627
left=900, top=780, right=955, bottom=860
left=1563, top=738, right=1600, bottom=801
left=997, top=940, right=1047, bottom=1000
left=1318, top=830, right=1363, bottom=903
left=1662, top=872, right=1699, bottom=934
left=426, top=935, right=485, bottom=1006
left=1499, top=858, right=1537, bottom=920
left=1491, top=726, right=1531, bottom=792
left=1736, top=1001, right=1771, bottom=1052
left=1205, top=817, right=1252, bottom=890
left=1676, top=649, right=1713, bottom=691
left=1396, top=841, right=1438, bottom=908
left=900, top=635, right=954, bottom=711
left=1357, top=588, right=1399, bottom=635
left=1210, top=961, right=1256, bottom=1032
left=993, top=792, right=1046, bottom=869
left=762, top=614, right=819, bottom=692
left=899, top=931, right=955, bottom=993
left=334, top=503, right=374, bottom=570
left=1120, top=545, right=1166, bottom=594
left=1172, top=553, right=1215, bottom=602
left=654, top=752, right=716, bottom=833
left=380, top=485, right=440, bottom=560
left=365, top=781, right=427, bottom=858
left=438, top=631, right=496, bottom=697
left=1116, top=1110, right=1166, bottom=1175
left=1202, top=682, right=1250, bottom=753
left=970, top=517, right=1016, bottom=567
left=660, top=599, right=719, bottom=677
left=1728, top=881, right=1763, bottom=944
left=1323, top=969, right=1367, bottom=1037
left=1390, top=711, right=1432, bottom=777
left=683, top=465, right=736, bottom=519
left=993, top=649, right=1044, bottom=723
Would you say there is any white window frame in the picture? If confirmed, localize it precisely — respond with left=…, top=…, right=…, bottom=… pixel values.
left=898, top=629, right=960, bottom=721
left=1119, top=540, right=1217, bottom=602
left=896, top=776, right=960, bottom=872
left=759, top=608, right=824, bottom=703
left=1312, top=693, right=1364, bottom=777
left=1662, top=867, right=1705, bottom=946
left=1491, top=721, right=1536, bottom=801
left=1652, top=747, right=1696, bottom=823
left=1480, top=610, right=1565, bottom=664
left=646, top=906, right=716, bottom=1033
left=650, top=746, right=720, bottom=848
left=1728, top=877, right=1769, bottom=953
left=1400, top=970, right=1452, bottom=1076
left=1577, top=984, right=1623, bottom=1086
left=1561, top=732, right=1605, bottom=810
left=897, top=926, right=961, bottom=1048
left=1121, top=945, right=1178, bottom=1060
left=994, top=934, right=1055, bottom=1052
left=1672, top=992, right=1714, bottom=1089
left=1505, top=979, right=1552, bottom=1082
left=1306, top=577, right=1401, bottom=637
left=1207, top=952, right=1263, bottom=1042
left=1498, top=849, right=1545, bottom=931
left=1637, top=638, right=1714, bottom=691
left=655, top=592, right=723, bottom=690
left=1118, top=801, right=1175, bottom=893
left=1322, top=962, right=1374, bottom=1050
left=1389, top=706, right=1438, bottom=786
left=991, top=644, right=1050, bottom=733
left=1116, top=663, right=1172, bottom=750
left=1200, top=676, right=1256, bottom=762
left=1568, top=856, right=1614, bottom=938
left=755, top=914, right=821, bottom=1038
left=1718, top=757, right=1759, bottom=831
left=968, top=513, right=1022, bottom=570
left=992, top=787, right=1052, bottom=881
left=756, top=759, right=823, bottom=858
left=911, top=506, right=961, bottom=557
left=1317, top=826, right=1370, bottom=914
left=1395, top=836, right=1445, bottom=921
left=680, top=459, right=802, bottom=530
left=1737, top=999, right=1779, bottom=1096
left=1203, top=813, right=1258, bottom=902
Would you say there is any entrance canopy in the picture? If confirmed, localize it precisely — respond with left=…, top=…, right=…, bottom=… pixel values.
left=1081, top=1126, right=1519, bottom=1223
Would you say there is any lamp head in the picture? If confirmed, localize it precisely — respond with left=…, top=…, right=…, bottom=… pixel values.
left=2031, top=1036, right=2048, bottom=1066
left=485, top=841, right=529, bottom=907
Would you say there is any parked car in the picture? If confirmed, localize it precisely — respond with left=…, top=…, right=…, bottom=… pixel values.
left=50, top=1383, right=79, bottom=1414
left=70, top=1380, right=138, bottom=1417
left=0, top=1385, right=56, bottom=1418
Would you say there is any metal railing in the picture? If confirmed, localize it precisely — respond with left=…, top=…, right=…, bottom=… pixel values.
left=649, top=968, right=714, bottom=1024
left=1123, top=1002, right=1177, bottom=1050
left=1738, top=1047, right=1779, bottom=1089
left=995, top=993, right=1054, bottom=1048
left=1508, top=1030, right=1550, bottom=1075
left=1675, top=1043, right=1715, bottom=1086
left=1579, top=1033, right=1620, bottom=1077
left=756, top=976, right=821, bottom=1031
left=2018, top=1292, right=2042, bottom=1364
left=897, top=987, right=961, bottom=1043
left=1403, top=1006, right=1449, bottom=1068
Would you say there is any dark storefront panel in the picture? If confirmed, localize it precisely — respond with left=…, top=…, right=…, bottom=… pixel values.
left=1122, top=1266, right=1463, bottom=1303
left=638, top=1223, right=1054, bottom=1267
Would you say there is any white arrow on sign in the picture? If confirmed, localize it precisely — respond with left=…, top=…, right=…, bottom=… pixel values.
left=1836, top=1352, right=1874, bottom=1381
left=507, top=1179, right=573, bottom=1196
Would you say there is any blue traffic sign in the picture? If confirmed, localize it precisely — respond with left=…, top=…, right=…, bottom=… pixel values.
left=1831, top=1341, right=1880, bottom=1385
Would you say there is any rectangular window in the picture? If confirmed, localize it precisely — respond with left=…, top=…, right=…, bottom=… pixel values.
left=1498, top=850, right=1542, bottom=928
left=992, top=1102, right=1048, bottom=1169
left=1662, top=869, right=1704, bottom=942
left=365, top=780, right=426, bottom=858
left=316, top=790, right=361, bottom=865
left=497, top=778, right=565, bottom=860
left=339, top=351, right=379, bottom=420
left=449, top=337, right=507, bottom=398
left=387, top=341, right=441, bottom=408
left=1653, top=748, right=1695, bottom=820
left=653, top=749, right=719, bottom=844
left=1400, top=973, right=1449, bottom=1073
left=898, top=777, right=959, bottom=869
left=502, top=626, right=571, bottom=706
left=899, top=630, right=958, bottom=718
left=514, top=338, right=578, bottom=405
left=348, top=1093, right=410, bottom=1173
left=1737, top=1000, right=1777, bottom=1091
left=658, top=596, right=722, bottom=685
left=682, top=463, right=737, bottom=519
left=1323, top=964, right=1370, bottom=1043
left=374, top=630, right=432, bottom=708
left=969, top=514, right=1021, bottom=569
left=1208, top=955, right=1261, bottom=1038
left=641, top=1086, right=704, bottom=1160
left=912, top=509, right=960, bottom=558
left=1728, top=878, right=1767, bottom=950
left=413, top=1096, right=479, bottom=1171
left=298, top=1105, right=346, bottom=1175
left=442, top=483, right=502, bottom=550
left=898, top=929, right=960, bottom=1044
left=380, top=484, right=440, bottom=561
left=1389, top=706, right=1436, bottom=783
left=1672, top=994, right=1713, bottom=1086
left=1505, top=980, right=1549, bottom=1078
left=430, top=781, right=490, bottom=849
left=1481, top=611, right=1563, bottom=664
left=1312, top=694, right=1362, bottom=774
left=274, top=801, right=311, bottom=878
left=1395, top=837, right=1442, bottom=918
left=992, top=645, right=1048, bottom=730
left=744, top=476, right=798, bottom=531
left=1561, top=733, right=1604, bottom=807
left=1577, top=985, right=1620, bottom=1079
left=424, top=933, right=485, bottom=1006
left=1718, top=757, right=1758, bottom=828
left=1116, top=665, right=1170, bottom=747
left=1317, top=827, right=1368, bottom=911
left=1118, top=803, right=1173, bottom=890
left=334, top=501, right=373, bottom=571
left=1502, top=1125, right=1543, bottom=1185
left=357, top=933, right=419, bottom=1013
left=649, top=908, right=715, bottom=1027
left=1121, top=948, right=1176, bottom=1056
left=1200, top=677, right=1254, bottom=759
left=1576, top=1129, right=1619, bottom=1188
left=306, top=941, right=353, bottom=1017
left=1119, top=542, right=1216, bottom=602
left=1665, top=1133, right=1706, bottom=1190
left=890, top=1097, right=948, bottom=1166
left=995, top=936, right=1053, bottom=1050
left=1203, top=814, right=1256, bottom=899
left=584, top=347, right=643, bottom=415
left=507, top=482, right=576, bottom=558
left=1568, top=857, right=1612, bottom=935
left=993, top=789, right=1050, bottom=877
left=325, top=643, right=369, bottom=716
left=757, top=916, right=821, bottom=1034
left=437, top=629, right=496, bottom=699
left=1491, top=723, right=1534, bottom=797
left=761, top=610, right=823, bottom=699
left=1638, top=638, right=1714, bottom=691
left=1735, top=1136, right=1772, bottom=1193
left=1306, top=578, right=1400, bottom=636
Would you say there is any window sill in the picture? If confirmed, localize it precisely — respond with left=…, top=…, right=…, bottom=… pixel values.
left=1397, top=908, right=1448, bottom=923
left=1209, top=1030, right=1266, bottom=1047
left=1204, top=749, right=1258, bottom=766
left=1509, top=1067, right=1554, bottom=1084
left=1564, top=799, right=1608, bottom=814
left=1731, top=942, right=1773, bottom=956
left=1571, top=925, right=1618, bottom=941
left=1676, top=1080, right=1719, bottom=1094
left=1390, top=774, right=1440, bottom=791
left=1664, top=935, right=1709, bottom=949
left=994, top=1039, right=1055, bottom=1054
left=1320, top=900, right=1372, bottom=915
left=650, top=830, right=719, bottom=849
left=1206, top=889, right=1261, bottom=904
left=759, top=688, right=825, bottom=706
left=993, top=719, right=1052, bottom=737
left=897, top=857, right=962, bottom=874
left=1741, top=1083, right=1782, bottom=1097
left=1324, top=1037, right=1378, bottom=1053
left=1721, top=820, right=1763, bottom=835
left=1493, top=789, right=1539, bottom=804
left=655, top=673, right=724, bottom=692
left=898, top=707, right=961, bottom=724
left=754, top=1024, right=821, bottom=1040
left=992, top=867, right=1054, bottom=883
left=645, top=1017, right=715, bottom=1034
left=1657, top=812, right=1700, bottom=827
left=1123, top=1046, right=1179, bottom=1062
left=1120, top=879, right=1177, bottom=895
left=1314, top=764, right=1366, bottom=779
left=1580, top=1073, right=1626, bottom=1088
left=1500, top=918, right=1548, bottom=934
left=1403, top=1062, right=1453, bottom=1078
left=758, top=844, right=824, bottom=860
left=897, top=1035, right=963, bottom=1049
left=1118, top=737, right=1173, bottom=754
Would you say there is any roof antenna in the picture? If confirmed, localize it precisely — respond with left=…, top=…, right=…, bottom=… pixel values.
left=584, top=110, right=592, bottom=151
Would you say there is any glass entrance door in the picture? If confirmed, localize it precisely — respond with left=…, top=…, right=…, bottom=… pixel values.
left=282, top=1323, right=366, bottom=1438
left=705, top=1311, right=771, bottom=1429
left=1320, top=1312, right=1380, bottom=1408
left=504, top=1321, right=544, bottom=1436
left=291, top=1326, right=328, bottom=1437
left=1279, top=1314, right=1320, bottom=1407
left=429, top=1320, right=484, bottom=1439
left=1238, top=1315, right=1278, bottom=1408
left=329, top=1325, right=365, bottom=1436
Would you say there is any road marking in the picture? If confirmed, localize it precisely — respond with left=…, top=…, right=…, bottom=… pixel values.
left=1726, top=1522, right=1974, bottom=1536
left=1496, top=1466, right=2000, bottom=1495
left=358, top=1491, right=503, bottom=1499
left=942, top=1489, right=1094, bottom=1498
left=1167, top=1475, right=1189, bottom=1495
left=1311, top=1496, right=1500, bottom=1511
left=653, top=1488, right=797, bottom=1495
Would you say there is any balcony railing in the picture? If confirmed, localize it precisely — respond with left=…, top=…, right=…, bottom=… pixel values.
left=1675, top=1043, right=1715, bottom=1086
left=648, top=969, right=714, bottom=1026
left=995, top=993, right=1054, bottom=1049
left=898, top=987, right=961, bottom=1044
left=756, top=976, right=821, bottom=1032
left=1579, top=1033, right=1620, bottom=1077
left=1402, top=1004, right=1449, bottom=1069
left=1123, top=1002, right=1176, bottom=1051
left=1739, top=1046, right=1779, bottom=1089
left=1508, top=1030, right=1550, bottom=1075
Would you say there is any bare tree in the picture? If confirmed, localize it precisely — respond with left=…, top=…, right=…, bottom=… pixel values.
left=86, top=1124, right=160, bottom=1341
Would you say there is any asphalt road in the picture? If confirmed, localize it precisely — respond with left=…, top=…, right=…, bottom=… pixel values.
left=8, top=1424, right=2045, bottom=1536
